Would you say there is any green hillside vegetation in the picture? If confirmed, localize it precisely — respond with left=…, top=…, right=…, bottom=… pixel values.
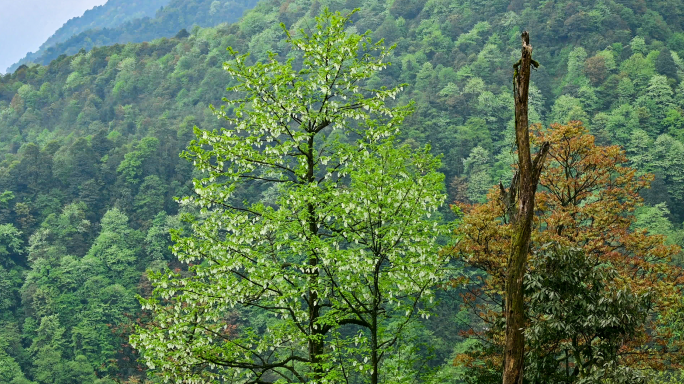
left=7, top=0, right=259, bottom=73
left=0, top=0, right=683, bottom=382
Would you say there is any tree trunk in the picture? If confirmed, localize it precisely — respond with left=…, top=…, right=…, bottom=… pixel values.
left=306, top=135, right=325, bottom=382
left=370, top=309, right=379, bottom=384
left=502, top=31, right=549, bottom=384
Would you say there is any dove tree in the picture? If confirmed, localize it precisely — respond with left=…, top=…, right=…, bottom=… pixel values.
left=131, top=9, right=449, bottom=384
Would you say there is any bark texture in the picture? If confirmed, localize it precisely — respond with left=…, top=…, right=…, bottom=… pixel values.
left=502, top=31, right=549, bottom=384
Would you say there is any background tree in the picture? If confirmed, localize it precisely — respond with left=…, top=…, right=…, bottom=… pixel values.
left=525, top=247, right=651, bottom=383
left=0, top=224, right=24, bottom=315
left=462, top=146, right=493, bottom=204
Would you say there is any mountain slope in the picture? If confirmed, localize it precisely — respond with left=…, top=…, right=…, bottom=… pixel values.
left=41, top=0, right=171, bottom=48
left=0, top=0, right=684, bottom=382
left=7, top=0, right=259, bottom=73
left=9, top=0, right=171, bottom=72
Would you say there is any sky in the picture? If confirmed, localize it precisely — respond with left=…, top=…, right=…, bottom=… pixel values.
left=0, top=0, right=108, bottom=73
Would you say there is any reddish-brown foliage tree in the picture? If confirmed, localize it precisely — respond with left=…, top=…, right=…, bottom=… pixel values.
left=450, top=121, right=684, bottom=378
left=584, top=55, right=609, bottom=85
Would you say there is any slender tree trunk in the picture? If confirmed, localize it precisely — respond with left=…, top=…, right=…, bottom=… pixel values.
left=308, top=233, right=324, bottom=381
left=370, top=264, right=381, bottom=384
left=502, top=31, right=549, bottom=384
left=306, top=135, right=325, bottom=382
left=370, top=309, right=379, bottom=384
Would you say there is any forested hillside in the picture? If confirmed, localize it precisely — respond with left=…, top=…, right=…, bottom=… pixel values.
left=7, top=0, right=259, bottom=73
left=1, top=0, right=684, bottom=382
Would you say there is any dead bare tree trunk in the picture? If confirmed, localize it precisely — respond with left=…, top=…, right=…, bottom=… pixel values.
left=501, top=31, right=549, bottom=384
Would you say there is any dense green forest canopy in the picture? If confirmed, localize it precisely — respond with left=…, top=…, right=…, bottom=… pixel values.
left=1, top=0, right=684, bottom=382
